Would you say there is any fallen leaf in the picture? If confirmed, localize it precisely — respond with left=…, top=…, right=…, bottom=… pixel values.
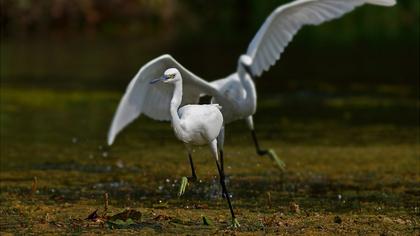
left=289, top=202, right=300, bottom=214
left=382, top=217, right=393, bottom=224
left=194, top=204, right=208, bottom=209
left=154, top=214, right=172, bottom=221
left=85, top=209, right=99, bottom=221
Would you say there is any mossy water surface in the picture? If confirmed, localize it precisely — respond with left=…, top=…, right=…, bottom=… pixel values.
left=0, top=86, right=418, bottom=235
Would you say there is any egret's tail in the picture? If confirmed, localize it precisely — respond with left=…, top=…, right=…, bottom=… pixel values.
left=366, top=0, right=396, bottom=6
left=211, top=104, right=222, bottom=110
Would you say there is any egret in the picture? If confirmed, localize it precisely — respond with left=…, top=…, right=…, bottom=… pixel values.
left=148, top=68, right=240, bottom=227
left=108, top=0, right=396, bottom=173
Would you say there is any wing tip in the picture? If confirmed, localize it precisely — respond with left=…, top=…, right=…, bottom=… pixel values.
left=107, top=133, right=115, bottom=146
left=107, top=125, right=117, bottom=146
left=366, top=0, right=396, bottom=7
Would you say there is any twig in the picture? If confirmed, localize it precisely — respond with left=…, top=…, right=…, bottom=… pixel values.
left=31, top=176, right=38, bottom=196
left=267, top=191, right=272, bottom=209
left=104, top=192, right=109, bottom=214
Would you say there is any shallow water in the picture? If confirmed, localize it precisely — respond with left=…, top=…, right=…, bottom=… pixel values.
left=0, top=80, right=418, bottom=234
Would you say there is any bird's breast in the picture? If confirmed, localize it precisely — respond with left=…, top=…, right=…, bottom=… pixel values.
left=177, top=105, right=223, bottom=145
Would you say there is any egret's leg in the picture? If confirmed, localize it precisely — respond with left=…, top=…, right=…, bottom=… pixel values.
left=210, top=140, right=240, bottom=228
left=217, top=126, right=227, bottom=197
left=246, top=116, right=285, bottom=170
left=178, top=147, right=197, bottom=197
left=217, top=126, right=225, bottom=175
left=251, top=129, right=267, bottom=155
left=188, top=153, right=197, bottom=181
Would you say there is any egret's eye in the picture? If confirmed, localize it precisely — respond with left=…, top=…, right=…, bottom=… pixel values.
left=169, top=74, right=176, bottom=79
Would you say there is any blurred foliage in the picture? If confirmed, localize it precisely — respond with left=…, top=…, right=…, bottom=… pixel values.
left=0, top=0, right=418, bottom=90
left=0, top=0, right=418, bottom=44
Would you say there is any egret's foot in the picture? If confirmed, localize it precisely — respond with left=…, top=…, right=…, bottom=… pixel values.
left=230, top=218, right=240, bottom=228
left=178, top=176, right=188, bottom=197
left=267, top=149, right=285, bottom=171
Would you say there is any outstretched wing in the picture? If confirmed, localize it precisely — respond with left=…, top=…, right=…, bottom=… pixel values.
left=108, top=54, right=219, bottom=145
left=246, top=0, right=396, bottom=77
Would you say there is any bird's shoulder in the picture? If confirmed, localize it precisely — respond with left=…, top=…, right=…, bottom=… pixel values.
left=179, top=104, right=222, bottom=118
left=210, top=73, right=240, bottom=89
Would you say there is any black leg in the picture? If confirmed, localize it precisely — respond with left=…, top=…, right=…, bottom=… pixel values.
left=188, top=153, right=197, bottom=182
left=251, top=129, right=269, bottom=156
left=215, top=159, right=236, bottom=220
left=251, top=129, right=285, bottom=170
left=219, top=150, right=224, bottom=174
left=219, top=149, right=227, bottom=198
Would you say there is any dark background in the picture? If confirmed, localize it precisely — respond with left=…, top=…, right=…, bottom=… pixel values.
left=1, top=0, right=418, bottom=93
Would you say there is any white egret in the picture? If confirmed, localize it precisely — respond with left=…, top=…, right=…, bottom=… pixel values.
left=108, top=0, right=395, bottom=173
left=210, top=0, right=396, bottom=171
left=148, top=68, right=240, bottom=227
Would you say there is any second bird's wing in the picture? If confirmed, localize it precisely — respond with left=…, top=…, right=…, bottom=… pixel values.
left=246, top=0, right=396, bottom=77
left=107, top=54, right=219, bottom=145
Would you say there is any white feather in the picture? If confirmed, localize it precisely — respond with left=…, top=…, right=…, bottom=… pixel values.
left=366, top=0, right=396, bottom=6
left=108, top=0, right=396, bottom=145
left=107, top=54, right=221, bottom=145
left=246, top=0, right=396, bottom=77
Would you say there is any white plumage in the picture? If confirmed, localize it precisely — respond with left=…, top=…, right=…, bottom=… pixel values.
left=147, top=68, right=223, bottom=146
left=108, top=0, right=395, bottom=148
left=176, top=104, right=223, bottom=145
left=107, top=55, right=221, bottom=145
left=246, top=0, right=396, bottom=76
left=149, top=68, right=239, bottom=227
left=108, top=0, right=395, bottom=170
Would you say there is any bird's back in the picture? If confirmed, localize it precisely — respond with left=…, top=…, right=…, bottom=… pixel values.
left=178, top=104, right=223, bottom=145
left=210, top=73, right=255, bottom=123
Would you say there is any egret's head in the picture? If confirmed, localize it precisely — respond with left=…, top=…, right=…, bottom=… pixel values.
left=239, top=55, right=252, bottom=67
left=149, top=68, right=181, bottom=85
left=238, top=55, right=253, bottom=76
left=163, top=68, right=181, bottom=83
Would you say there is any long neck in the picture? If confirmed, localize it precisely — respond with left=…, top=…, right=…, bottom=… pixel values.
left=170, top=81, right=184, bottom=134
left=241, top=73, right=257, bottom=101
left=238, top=65, right=257, bottom=112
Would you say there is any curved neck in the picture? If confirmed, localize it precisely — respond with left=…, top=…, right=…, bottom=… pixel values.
left=170, top=81, right=184, bottom=134
left=242, top=73, right=257, bottom=101
left=238, top=64, right=257, bottom=111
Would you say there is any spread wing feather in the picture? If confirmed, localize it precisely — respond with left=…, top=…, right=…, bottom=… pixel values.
left=108, top=54, right=218, bottom=145
left=246, top=0, right=396, bottom=77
